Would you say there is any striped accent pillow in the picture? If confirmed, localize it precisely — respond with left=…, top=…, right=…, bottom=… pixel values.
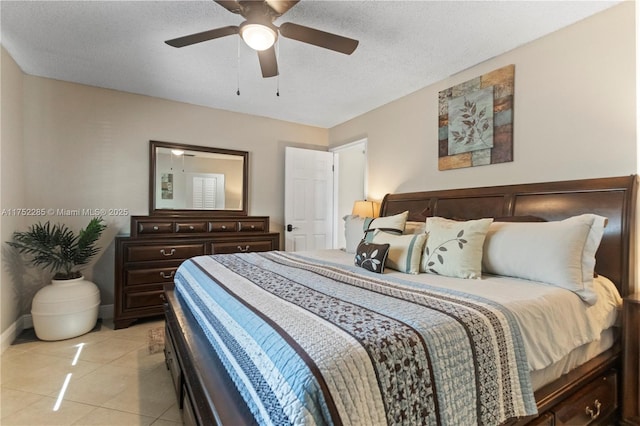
left=363, top=211, right=408, bottom=237
left=370, top=230, right=427, bottom=274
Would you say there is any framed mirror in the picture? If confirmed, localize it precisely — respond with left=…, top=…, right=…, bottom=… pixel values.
left=150, top=140, right=248, bottom=216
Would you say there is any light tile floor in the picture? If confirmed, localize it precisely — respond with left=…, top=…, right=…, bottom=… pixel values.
left=0, top=318, right=183, bottom=426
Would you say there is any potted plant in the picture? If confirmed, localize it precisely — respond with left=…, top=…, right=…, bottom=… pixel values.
left=8, top=217, right=107, bottom=341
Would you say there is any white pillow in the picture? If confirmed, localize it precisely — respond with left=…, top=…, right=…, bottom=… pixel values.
left=364, top=211, right=409, bottom=235
left=421, top=217, right=493, bottom=279
left=370, top=230, right=427, bottom=274
left=481, top=214, right=608, bottom=304
left=344, top=214, right=366, bottom=253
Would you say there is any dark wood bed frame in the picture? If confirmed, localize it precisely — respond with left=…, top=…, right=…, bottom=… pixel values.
left=163, top=174, right=637, bottom=426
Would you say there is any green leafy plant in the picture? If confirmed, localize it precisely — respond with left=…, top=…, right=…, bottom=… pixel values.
left=8, top=217, right=107, bottom=280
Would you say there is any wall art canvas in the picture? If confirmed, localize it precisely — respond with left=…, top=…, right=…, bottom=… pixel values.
left=438, top=64, right=514, bottom=170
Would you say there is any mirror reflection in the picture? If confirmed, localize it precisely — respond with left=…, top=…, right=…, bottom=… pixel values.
left=150, top=141, right=248, bottom=214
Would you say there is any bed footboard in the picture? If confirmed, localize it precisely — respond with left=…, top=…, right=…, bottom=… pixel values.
left=163, top=287, right=257, bottom=426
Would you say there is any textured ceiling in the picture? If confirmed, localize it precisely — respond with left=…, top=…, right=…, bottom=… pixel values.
left=1, top=1, right=619, bottom=128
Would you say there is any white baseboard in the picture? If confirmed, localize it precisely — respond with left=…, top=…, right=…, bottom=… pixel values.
left=1, top=317, right=22, bottom=354
left=1, top=304, right=114, bottom=354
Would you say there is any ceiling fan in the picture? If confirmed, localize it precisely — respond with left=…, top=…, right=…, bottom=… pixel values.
left=165, top=0, right=359, bottom=78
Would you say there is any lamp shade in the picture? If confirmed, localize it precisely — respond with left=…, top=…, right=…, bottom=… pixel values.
left=352, top=200, right=379, bottom=218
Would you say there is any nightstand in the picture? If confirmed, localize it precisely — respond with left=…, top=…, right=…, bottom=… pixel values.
left=623, top=293, right=640, bottom=424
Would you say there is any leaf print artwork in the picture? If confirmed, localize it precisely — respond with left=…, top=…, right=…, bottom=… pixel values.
left=438, top=65, right=514, bottom=171
left=447, top=86, right=495, bottom=156
left=451, top=99, right=491, bottom=146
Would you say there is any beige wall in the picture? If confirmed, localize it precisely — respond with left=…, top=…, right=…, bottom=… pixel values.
left=1, top=47, right=26, bottom=338
left=329, top=2, right=636, bottom=201
left=12, top=75, right=327, bottom=317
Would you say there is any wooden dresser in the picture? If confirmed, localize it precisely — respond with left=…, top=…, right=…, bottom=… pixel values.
left=114, top=215, right=279, bottom=329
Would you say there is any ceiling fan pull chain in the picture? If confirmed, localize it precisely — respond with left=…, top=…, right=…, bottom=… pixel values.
left=236, top=37, right=241, bottom=96
left=276, top=38, right=280, bottom=97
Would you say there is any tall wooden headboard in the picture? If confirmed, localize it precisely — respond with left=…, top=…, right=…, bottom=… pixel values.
left=380, top=175, right=637, bottom=296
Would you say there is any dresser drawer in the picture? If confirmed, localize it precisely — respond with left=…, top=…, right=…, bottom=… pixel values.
left=554, top=371, right=617, bottom=425
left=125, top=244, right=206, bottom=262
left=175, top=222, right=207, bottom=233
left=208, top=221, right=237, bottom=232
left=237, top=220, right=265, bottom=232
left=137, top=221, right=174, bottom=234
left=211, top=240, right=274, bottom=254
left=124, top=286, right=165, bottom=310
left=126, top=267, right=178, bottom=286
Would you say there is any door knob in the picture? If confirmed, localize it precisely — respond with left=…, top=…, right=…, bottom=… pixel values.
left=286, top=224, right=298, bottom=232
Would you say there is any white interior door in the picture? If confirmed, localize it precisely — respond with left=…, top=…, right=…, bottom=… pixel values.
left=331, top=139, right=367, bottom=249
left=284, top=147, right=334, bottom=252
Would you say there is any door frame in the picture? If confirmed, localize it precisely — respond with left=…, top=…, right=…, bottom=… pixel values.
left=330, top=138, right=368, bottom=248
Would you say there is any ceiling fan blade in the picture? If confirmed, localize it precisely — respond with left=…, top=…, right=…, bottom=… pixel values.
left=257, top=46, right=278, bottom=78
left=264, top=0, right=299, bottom=16
left=214, top=0, right=243, bottom=14
left=165, top=26, right=239, bottom=48
left=279, top=22, right=358, bottom=55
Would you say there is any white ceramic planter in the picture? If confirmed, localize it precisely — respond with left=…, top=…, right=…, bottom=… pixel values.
left=31, top=276, right=100, bottom=341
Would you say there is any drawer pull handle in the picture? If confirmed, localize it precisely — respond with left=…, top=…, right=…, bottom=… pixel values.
left=585, top=399, right=601, bottom=420
left=160, top=271, right=175, bottom=279
left=153, top=226, right=159, bottom=231
left=237, top=245, right=250, bottom=252
left=188, top=225, right=194, bottom=230
left=160, top=248, right=176, bottom=257
left=250, top=225, right=256, bottom=230
left=221, top=225, right=226, bottom=230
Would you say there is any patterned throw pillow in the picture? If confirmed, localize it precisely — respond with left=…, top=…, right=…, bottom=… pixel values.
left=421, top=217, right=493, bottom=279
left=354, top=241, right=390, bottom=273
left=369, top=231, right=427, bottom=274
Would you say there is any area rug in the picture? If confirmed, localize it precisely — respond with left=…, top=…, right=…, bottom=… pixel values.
left=148, top=326, right=165, bottom=354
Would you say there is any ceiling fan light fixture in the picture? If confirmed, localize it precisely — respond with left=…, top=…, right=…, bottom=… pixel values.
left=240, top=23, right=277, bottom=51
